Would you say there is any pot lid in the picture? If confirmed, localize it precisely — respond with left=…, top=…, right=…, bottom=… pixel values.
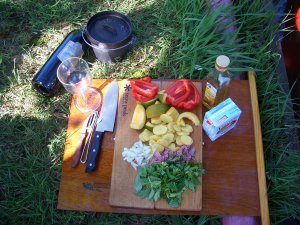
left=86, top=11, right=132, bottom=48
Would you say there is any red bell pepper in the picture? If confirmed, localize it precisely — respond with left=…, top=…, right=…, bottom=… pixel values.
left=165, top=79, right=201, bottom=110
left=141, top=76, right=152, bottom=83
left=130, top=78, right=159, bottom=102
left=165, top=79, right=190, bottom=106
left=132, top=89, right=154, bottom=102
left=176, top=82, right=200, bottom=110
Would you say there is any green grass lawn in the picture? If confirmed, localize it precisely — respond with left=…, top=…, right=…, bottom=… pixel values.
left=0, top=0, right=299, bottom=224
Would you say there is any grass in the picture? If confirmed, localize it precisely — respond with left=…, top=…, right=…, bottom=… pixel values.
left=0, top=0, right=299, bottom=224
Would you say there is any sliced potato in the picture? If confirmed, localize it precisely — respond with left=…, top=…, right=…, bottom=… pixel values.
left=160, top=114, right=173, bottom=123
left=180, top=135, right=193, bottom=145
left=176, top=136, right=183, bottom=146
left=173, top=133, right=178, bottom=140
left=173, top=124, right=181, bottom=132
left=167, top=143, right=176, bottom=151
left=139, top=135, right=146, bottom=142
left=162, top=133, right=175, bottom=143
left=167, top=122, right=175, bottom=132
left=150, top=135, right=160, bottom=141
left=176, top=131, right=190, bottom=136
left=153, top=124, right=168, bottom=135
left=166, top=107, right=179, bottom=122
left=181, top=124, right=193, bottom=133
left=157, top=138, right=169, bottom=147
left=151, top=143, right=164, bottom=152
left=139, top=129, right=153, bottom=142
left=151, top=116, right=162, bottom=124
left=179, top=119, right=185, bottom=126
left=149, top=139, right=156, bottom=145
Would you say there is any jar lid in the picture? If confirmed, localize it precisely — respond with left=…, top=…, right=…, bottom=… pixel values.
left=215, top=55, right=230, bottom=71
left=86, top=11, right=133, bottom=49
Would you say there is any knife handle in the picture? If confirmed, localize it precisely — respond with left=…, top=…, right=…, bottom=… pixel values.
left=85, top=131, right=104, bottom=173
left=71, top=133, right=86, bottom=168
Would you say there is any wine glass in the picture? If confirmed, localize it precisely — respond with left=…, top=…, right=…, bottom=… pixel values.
left=57, top=57, right=101, bottom=113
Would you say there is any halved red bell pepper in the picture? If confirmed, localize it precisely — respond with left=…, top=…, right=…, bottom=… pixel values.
left=132, top=89, right=154, bottom=102
left=165, top=79, right=191, bottom=106
left=130, top=79, right=159, bottom=102
left=176, top=82, right=200, bottom=110
left=165, top=79, right=200, bottom=110
left=141, top=76, right=152, bottom=83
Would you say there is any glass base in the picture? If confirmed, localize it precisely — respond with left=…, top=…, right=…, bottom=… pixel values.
left=74, top=87, right=101, bottom=113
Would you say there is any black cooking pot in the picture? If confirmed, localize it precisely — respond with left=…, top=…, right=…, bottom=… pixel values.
left=83, top=11, right=136, bottom=64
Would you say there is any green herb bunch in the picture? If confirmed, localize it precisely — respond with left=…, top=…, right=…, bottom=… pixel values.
left=134, top=160, right=204, bottom=208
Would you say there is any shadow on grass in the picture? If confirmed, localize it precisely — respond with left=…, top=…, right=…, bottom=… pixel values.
left=0, top=1, right=193, bottom=224
left=0, top=0, right=97, bottom=90
left=0, top=115, right=66, bottom=224
left=0, top=0, right=171, bottom=91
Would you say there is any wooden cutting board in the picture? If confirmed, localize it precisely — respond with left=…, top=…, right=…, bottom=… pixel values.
left=109, top=80, right=203, bottom=211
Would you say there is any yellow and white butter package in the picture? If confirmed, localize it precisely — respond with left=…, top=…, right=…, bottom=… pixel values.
left=203, top=98, right=241, bottom=141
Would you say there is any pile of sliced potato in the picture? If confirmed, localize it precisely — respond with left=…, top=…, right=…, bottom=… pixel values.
left=138, top=107, right=197, bottom=152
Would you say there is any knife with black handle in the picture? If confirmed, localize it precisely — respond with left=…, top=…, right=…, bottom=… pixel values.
left=85, top=131, right=104, bottom=172
left=85, top=81, right=119, bottom=173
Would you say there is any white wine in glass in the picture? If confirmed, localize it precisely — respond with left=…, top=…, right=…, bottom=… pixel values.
left=57, top=57, right=101, bottom=113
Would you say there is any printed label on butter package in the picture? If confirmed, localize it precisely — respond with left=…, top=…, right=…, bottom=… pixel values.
left=203, top=98, right=241, bottom=141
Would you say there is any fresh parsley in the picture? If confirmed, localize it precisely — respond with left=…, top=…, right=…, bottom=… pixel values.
left=134, top=160, right=204, bottom=208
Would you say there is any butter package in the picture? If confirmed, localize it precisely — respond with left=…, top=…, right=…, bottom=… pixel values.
left=203, top=98, right=241, bottom=141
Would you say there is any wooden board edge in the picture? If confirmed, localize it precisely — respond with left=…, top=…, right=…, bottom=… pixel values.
left=248, top=71, right=270, bottom=225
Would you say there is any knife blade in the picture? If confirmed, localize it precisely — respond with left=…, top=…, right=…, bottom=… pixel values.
left=85, top=80, right=119, bottom=172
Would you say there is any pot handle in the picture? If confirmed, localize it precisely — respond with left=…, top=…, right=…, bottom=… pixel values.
left=130, top=36, right=137, bottom=45
left=82, top=26, right=107, bottom=49
left=82, top=26, right=96, bottom=48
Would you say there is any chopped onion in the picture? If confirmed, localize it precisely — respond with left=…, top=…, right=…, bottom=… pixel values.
left=122, top=141, right=153, bottom=170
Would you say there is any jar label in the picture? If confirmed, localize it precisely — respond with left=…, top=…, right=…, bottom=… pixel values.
left=204, top=82, right=217, bottom=105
